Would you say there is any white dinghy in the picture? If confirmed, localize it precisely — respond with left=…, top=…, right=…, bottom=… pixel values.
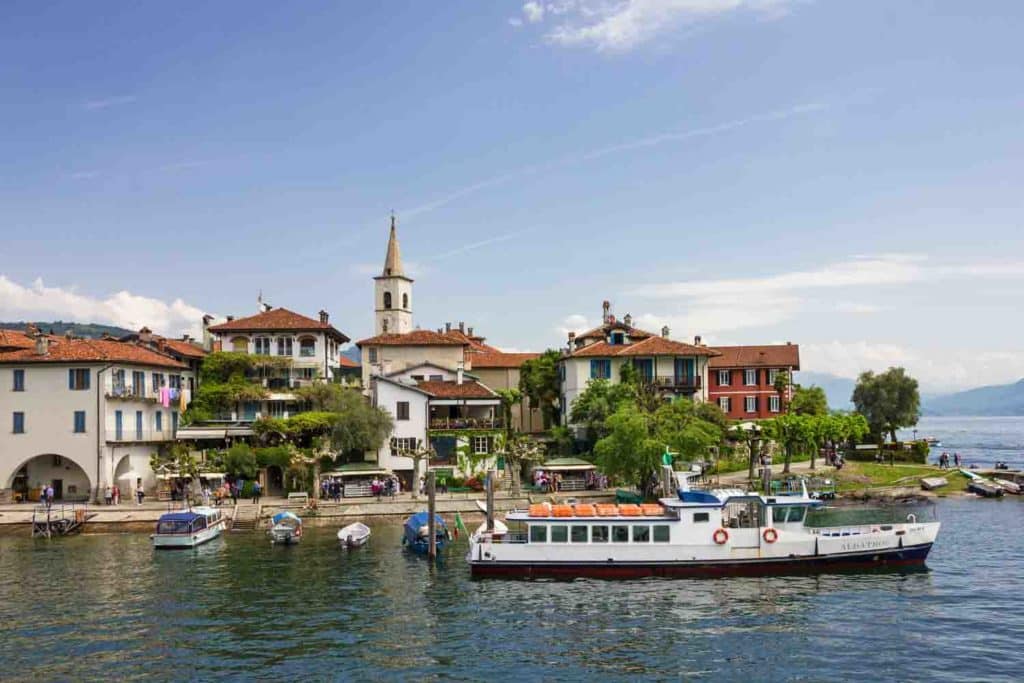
left=337, top=522, right=371, bottom=548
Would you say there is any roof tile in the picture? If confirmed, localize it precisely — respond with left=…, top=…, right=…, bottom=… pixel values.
left=0, top=338, right=188, bottom=369
left=416, top=379, right=496, bottom=399
left=208, top=307, right=349, bottom=342
left=708, top=344, right=800, bottom=369
left=357, top=330, right=467, bottom=347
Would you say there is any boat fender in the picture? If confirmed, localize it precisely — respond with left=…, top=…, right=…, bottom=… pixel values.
left=713, top=528, right=729, bottom=545
left=762, top=528, right=778, bottom=544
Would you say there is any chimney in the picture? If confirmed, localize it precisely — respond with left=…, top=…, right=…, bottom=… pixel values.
left=445, top=322, right=452, bottom=333
left=459, top=321, right=465, bottom=333
left=139, top=326, right=153, bottom=342
left=694, top=335, right=701, bottom=345
left=467, top=326, right=474, bottom=337
left=602, top=300, right=611, bottom=323
left=226, top=315, right=235, bottom=322
left=786, top=341, right=792, bottom=345
left=319, top=310, right=329, bottom=324
left=65, top=330, right=75, bottom=341
left=623, top=313, right=632, bottom=328
left=568, top=331, right=576, bottom=347
left=661, top=326, right=670, bottom=338
left=34, top=334, right=49, bottom=356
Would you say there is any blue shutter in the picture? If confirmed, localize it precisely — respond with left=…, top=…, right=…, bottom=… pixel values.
left=115, top=410, right=123, bottom=440
left=68, top=369, right=74, bottom=389
left=84, top=369, right=90, bottom=390
left=590, top=360, right=599, bottom=379
left=136, top=411, right=143, bottom=439
left=155, top=411, right=162, bottom=432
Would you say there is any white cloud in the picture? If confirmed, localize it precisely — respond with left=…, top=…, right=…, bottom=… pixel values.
left=0, top=275, right=206, bottom=338
left=526, top=0, right=803, bottom=51
left=348, top=261, right=428, bottom=278
left=82, top=95, right=136, bottom=111
left=801, top=341, right=1024, bottom=393
left=556, top=313, right=592, bottom=339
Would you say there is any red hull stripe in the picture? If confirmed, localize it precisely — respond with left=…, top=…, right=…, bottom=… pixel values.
left=469, top=544, right=932, bottom=579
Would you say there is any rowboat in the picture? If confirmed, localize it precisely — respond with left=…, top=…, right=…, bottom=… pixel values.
left=337, top=522, right=371, bottom=548
left=992, top=479, right=1021, bottom=494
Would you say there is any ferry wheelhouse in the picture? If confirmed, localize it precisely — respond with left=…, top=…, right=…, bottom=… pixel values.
left=151, top=506, right=226, bottom=549
left=467, top=481, right=939, bottom=579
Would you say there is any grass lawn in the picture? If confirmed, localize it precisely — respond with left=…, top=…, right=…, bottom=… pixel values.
left=836, top=462, right=970, bottom=493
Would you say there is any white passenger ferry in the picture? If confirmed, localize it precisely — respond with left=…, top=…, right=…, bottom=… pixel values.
left=467, top=479, right=939, bottom=579
left=151, top=506, right=226, bottom=549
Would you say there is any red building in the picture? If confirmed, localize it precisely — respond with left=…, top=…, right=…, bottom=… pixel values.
left=707, top=344, right=800, bottom=420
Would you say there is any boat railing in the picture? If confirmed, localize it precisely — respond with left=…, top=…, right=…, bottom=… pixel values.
left=804, top=505, right=937, bottom=528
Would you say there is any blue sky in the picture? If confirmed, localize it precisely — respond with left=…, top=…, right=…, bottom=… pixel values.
left=2, top=1, right=1023, bottom=392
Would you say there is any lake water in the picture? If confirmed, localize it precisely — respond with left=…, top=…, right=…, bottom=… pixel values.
left=898, top=416, right=1024, bottom=469
left=1, top=496, right=1022, bottom=681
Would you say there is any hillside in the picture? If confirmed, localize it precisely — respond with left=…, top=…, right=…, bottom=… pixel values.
left=795, top=371, right=855, bottom=410
left=922, top=379, right=1024, bottom=416
left=0, top=320, right=134, bottom=339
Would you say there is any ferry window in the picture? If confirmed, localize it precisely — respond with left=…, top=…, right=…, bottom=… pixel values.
left=550, top=525, right=568, bottom=543
left=571, top=526, right=588, bottom=543
left=693, top=512, right=710, bottom=523
left=612, top=525, right=629, bottom=543
left=529, top=525, right=547, bottom=543
left=632, top=526, right=650, bottom=543
left=653, top=525, right=670, bottom=543
left=787, top=507, right=806, bottom=523
left=591, top=525, right=609, bottom=543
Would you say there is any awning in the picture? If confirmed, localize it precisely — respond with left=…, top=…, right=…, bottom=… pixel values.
left=534, top=457, right=597, bottom=472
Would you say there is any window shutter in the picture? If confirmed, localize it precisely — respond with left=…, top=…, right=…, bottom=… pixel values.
left=85, top=370, right=90, bottom=390
left=68, top=369, right=74, bottom=389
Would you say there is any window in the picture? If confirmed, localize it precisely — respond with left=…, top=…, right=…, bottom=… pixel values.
left=529, top=525, right=547, bottom=543
left=169, top=374, right=181, bottom=390
left=152, top=373, right=165, bottom=392
left=368, top=348, right=378, bottom=364
left=231, top=336, right=248, bottom=352
left=383, top=292, right=392, bottom=309
left=135, top=411, right=143, bottom=439
left=111, top=369, right=126, bottom=394
left=300, top=338, right=317, bottom=357
left=410, top=375, right=424, bottom=381
left=13, top=412, right=25, bottom=434
left=718, top=370, right=730, bottom=386
left=745, top=396, right=757, bottom=413
left=429, top=374, right=443, bottom=381
left=653, top=525, right=670, bottom=543
left=611, top=332, right=624, bottom=345
left=769, top=395, right=781, bottom=413
left=155, top=411, right=163, bottom=433
left=634, top=359, right=653, bottom=382
left=396, top=401, right=410, bottom=420
left=391, top=437, right=416, bottom=453
left=74, top=410, right=86, bottom=433
left=612, top=525, right=629, bottom=543
left=744, top=369, right=757, bottom=386
left=550, top=525, right=568, bottom=543
left=718, top=397, right=730, bottom=412
left=68, top=368, right=90, bottom=391
left=693, top=512, right=710, bottom=523
left=591, top=525, right=609, bottom=543
left=473, top=436, right=491, bottom=455
left=254, top=337, right=271, bottom=355
left=297, top=367, right=315, bottom=380
left=171, top=411, right=178, bottom=436
left=402, top=293, right=409, bottom=309
left=13, top=369, right=24, bottom=391
left=590, top=359, right=611, bottom=380
left=768, top=369, right=779, bottom=385
left=132, top=371, right=145, bottom=395
left=571, top=526, right=588, bottom=543
left=115, top=410, right=123, bottom=440
left=277, top=337, right=293, bottom=356
left=632, top=525, right=650, bottom=543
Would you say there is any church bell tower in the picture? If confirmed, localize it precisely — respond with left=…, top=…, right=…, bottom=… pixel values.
left=374, top=214, right=414, bottom=335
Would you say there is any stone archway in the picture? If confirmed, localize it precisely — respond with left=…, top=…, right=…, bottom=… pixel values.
left=265, top=465, right=285, bottom=496
left=4, top=453, right=93, bottom=503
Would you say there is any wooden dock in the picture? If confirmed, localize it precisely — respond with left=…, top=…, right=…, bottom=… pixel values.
left=31, top=504, right=96, bottom=538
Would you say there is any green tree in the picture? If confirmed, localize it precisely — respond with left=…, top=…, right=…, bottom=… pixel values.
left=222, top=443, right=259, bottom=479
left=766, top=413, right=812, bottom=473
left=650, top=399, right=724, bottom=464
left=773, top=369, right=792, bottom=409
left=569, top=378, right=636, bottom=452
left=519, top=349, right=562, bottom=428
left=790, top=385, right=829, bottom=416
left=501, top=436, right=546, bottom=495
left=325, top=387, right=394, bottom=458
left=495, top=388, right=522, bottom=442
left=593, top=405, right=663, bottom=496
left=851, top=367, right=921, bottom=449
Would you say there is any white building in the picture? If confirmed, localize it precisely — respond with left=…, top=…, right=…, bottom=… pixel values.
left=205, top=305, right=354, bottom=420
left=0, top=334, right=195, bottom=503
left=560, top=302, right=719, bottom=429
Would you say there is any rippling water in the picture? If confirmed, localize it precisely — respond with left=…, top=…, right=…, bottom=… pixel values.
left=899, top=416, right=1024, bottom=469
left=1, top=497, right=1021, bottom=681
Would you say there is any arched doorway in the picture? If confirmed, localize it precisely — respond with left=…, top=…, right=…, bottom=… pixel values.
left=265, top=465, right=284, bottom=497
left=6, top=454, right=92, bottom=503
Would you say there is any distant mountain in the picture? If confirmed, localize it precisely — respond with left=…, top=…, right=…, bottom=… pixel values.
left=795, top=371, right=855, bottom=410
left=341, top=346, right=361, bottom=364
left=923, top=379, right=1024, bottom=416
left=0, top=320, right=134, bottom=339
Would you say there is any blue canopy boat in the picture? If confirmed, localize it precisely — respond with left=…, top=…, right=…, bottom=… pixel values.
left=269, top=510, right=303, bottom=545
left=402, top=511, right=449, bottom=554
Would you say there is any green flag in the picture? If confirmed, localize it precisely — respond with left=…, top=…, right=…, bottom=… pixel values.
left=454, top=511, right=469, bottom=539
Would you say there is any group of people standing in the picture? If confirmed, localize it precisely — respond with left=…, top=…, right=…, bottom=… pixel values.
left=938, top=452, right=962, bottom=469
left=372, top=476, right=400, bottom=499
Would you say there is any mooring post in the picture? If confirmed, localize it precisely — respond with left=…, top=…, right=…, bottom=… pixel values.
left=486, top=469, right=496, bottom=533
left=427, top=470, right=437, bottom=560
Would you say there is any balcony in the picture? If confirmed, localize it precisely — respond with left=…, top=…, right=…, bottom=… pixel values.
left=646, top=376, right=702, bottom=391
left=429, top=417, right=505, bottom=431
left=107, top=429, right=176, bottom=444
left=106, top=385, right=157, bottom=402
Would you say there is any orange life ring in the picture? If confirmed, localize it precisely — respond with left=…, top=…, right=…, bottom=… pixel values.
left=763, top=528, right=778, bottom=544
left=713, top=528, right=729, bottom=545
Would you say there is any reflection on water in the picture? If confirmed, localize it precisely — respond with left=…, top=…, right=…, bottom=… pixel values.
left=0, top=497, right=1020, bottom=681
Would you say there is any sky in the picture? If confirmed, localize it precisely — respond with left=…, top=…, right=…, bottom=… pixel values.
left=2, top=1, right=1023, bottom=394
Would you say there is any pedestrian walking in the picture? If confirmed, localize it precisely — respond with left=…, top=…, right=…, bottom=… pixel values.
left=252, top=481, right=261, bottom=504
left=231, top=482, right=239, bottom=505
left=44, top=484, right=54, bottom=509
left=135, top=482, right=144, bottom=505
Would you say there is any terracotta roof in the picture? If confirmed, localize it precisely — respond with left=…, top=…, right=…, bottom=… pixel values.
left=709, top=344, right=800, bottom=370
left=157, top=338, right=207, bottom=359
left=568, top=337, right=718, bottom=358
left=444, top=329, right=496, bottom=351
left=0, top=329, right=35, bottom=350
left=338, top=355, right=360, bottom=368
left=208, top=308, right=350, bottom=342
left=575, top=322, right=654, bottom=341
left=356, top=330, right=467, bottom=347
left=416, top=379, right=496, bottom=399
left=0, top=339, right=188, bottom=369
left=470, top=351, right=541, bottom=368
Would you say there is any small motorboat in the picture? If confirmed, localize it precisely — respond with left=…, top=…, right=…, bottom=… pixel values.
left=152, top=506, right=226, bottom=549
left=337, top=522, right=371, bottom=548
left=402, top=511, right=449, bottom=555
left=269, top=510, right=303, bottom=545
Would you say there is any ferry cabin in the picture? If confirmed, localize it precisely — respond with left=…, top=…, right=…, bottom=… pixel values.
left=468, top=490, right=939, bottom=578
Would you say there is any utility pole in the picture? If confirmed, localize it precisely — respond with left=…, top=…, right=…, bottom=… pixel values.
left=427, top=470, right=436, bottom=560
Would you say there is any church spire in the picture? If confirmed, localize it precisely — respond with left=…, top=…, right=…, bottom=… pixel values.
left=383, top=213, right=404, bottom=277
